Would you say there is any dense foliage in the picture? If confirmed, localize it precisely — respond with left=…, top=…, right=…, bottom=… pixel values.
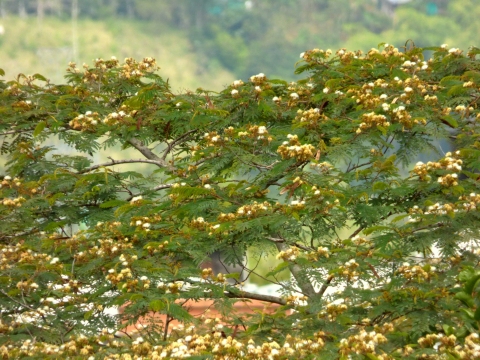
left=1, top=43, right=480, bottom=359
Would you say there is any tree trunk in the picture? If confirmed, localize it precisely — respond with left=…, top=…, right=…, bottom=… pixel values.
left=37, top=0, right=44, bottom=23
left=19, top=0, right=27, bottom=18
left=71, top=0, right=78, bottom=63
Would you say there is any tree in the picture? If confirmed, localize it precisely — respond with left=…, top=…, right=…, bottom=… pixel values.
left=1, top=43, right=480, bottom=359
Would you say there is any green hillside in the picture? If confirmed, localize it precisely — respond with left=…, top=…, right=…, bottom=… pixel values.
left=0, top=16, right=235, bottom=91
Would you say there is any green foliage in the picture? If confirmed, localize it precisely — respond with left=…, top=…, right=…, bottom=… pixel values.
left=1, top=43, right=480, bottom=358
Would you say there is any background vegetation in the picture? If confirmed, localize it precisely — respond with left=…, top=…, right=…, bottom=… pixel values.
left=0, top=0, right=478, bottom=90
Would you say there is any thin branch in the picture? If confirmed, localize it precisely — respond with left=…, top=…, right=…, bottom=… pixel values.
left=125, top=184, right=172, bottom=202
left=233, top=154, right=279, bottom=171
left=236, top=260, right=286, bottom=290
left=265, top=236, right=313, bottom=252
left=224, top=289, right=286, bottom=306
left=163, top=314, right=172, bottom=341
left=0, top=129, right=34, bottom=136
left=317, top=274, right=334, bottom=297
left=162, top=129, right=198, bottom=160
left=78, top=158, right=171, bottom=174
left=346, top=161, right=374, bottom=173
left=349, top=226, right=365, bottom=239
left=410, top=222, right=444, bottom=234
left=0, top=289, right=51, bottom=326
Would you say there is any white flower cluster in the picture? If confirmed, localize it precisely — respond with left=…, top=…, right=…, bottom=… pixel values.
left=277, top=134, right=316, bottom=162
left=294, top=108, right=325, bottom=128
left=237, top=124, right=271, bottom=141
left=402, top=59, right=429, bottom=71
left=437, top=173, right=458, bottom=187
left=289, top=199, right=306, bottom=209
left=356, top=112, right=390, bottom=134
left=231, top=79, right=244, bottom=88
left=413, top=151, right=462, bottom=183
left=102, top=110, right=128, bottom=126
left=339, top=329, right=388, bottom=356
left=68, top=111, right=100, bottom=131
left=338, top=259, right=360, bottom=280
left=130, top=195, right=143, bottom=204
left=454, top=104, right=474, bottom=113
left=276, top=246, right=299, bottom=261
left=460, top=193, right=480, bottom=211
left=249, top=72, right=266, bottom=84
left=2, top=196, right=26, bottom=207
left=310, top=162, right=333, bottom=173
left=429, top=202, right=454, bottom=215
left=448, top=47, right=462, bottom=55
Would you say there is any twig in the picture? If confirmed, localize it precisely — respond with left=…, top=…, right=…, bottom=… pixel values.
left=162, top=129, right=198, bottom=160
left=317, top=274, right=334, bottom=297
left=163, top=314, right=172, bottom=341
left=78, top=158, right=171, bottom=173
left=125, top=184, right=172, bottom=201
left=265, top=236, right=313, bottom=252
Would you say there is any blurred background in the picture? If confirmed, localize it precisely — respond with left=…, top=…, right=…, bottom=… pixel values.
left=0, top=0, right=478, bottom=91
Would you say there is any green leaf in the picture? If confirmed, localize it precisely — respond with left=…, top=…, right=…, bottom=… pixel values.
left=225, top=272, right=241, bottom=280
left=474, top=306, right=480, bottom=321
left=372, top=182, right=389, bottom=191
left=129, top=294, right=144, bottom=302
left=149, top=300, right=165, bottom=312
left=455, top=291, right=475, bottom=308
left=460, top=308, right=475, bottom=319
left=100, top=199, right=128, bottom=208
left=464, top=274, right=480, bottom=295
left=32, top=73, right=48, bottom=82
left=363, top=225, right=390, bottom=235
left=377, top=125, right=388, bottom=135
left=442, top=324, right=454, bottom=335
left=84, top=310, right=94, bottom=320
left=440, top=115, right=458, bottom=128
left=459, top=267, right=475, bottom=282
left=447, top=84, right=469, bottom=96
left=391, top=214, right=409, bottom=223
left=266, top=262, right=290, bottom=277
left=33, top=121, right=46, bottom=137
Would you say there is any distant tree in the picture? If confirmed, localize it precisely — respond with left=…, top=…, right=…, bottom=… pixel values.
left=1, top=44, right=480, bottom=358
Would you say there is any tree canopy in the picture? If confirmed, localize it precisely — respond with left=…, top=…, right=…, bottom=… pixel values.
left=1, top=43, right=480, bottom=359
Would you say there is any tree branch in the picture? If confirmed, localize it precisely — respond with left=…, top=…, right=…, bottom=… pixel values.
left=127, top=138, right=175, bottom=171
left=275, top=241, right=317, bottom=298
left=317, top=274, right=334, bottom=297
left=78, top=158, right=172, bottom=174
left=225, top=289, right=286, bottom=306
